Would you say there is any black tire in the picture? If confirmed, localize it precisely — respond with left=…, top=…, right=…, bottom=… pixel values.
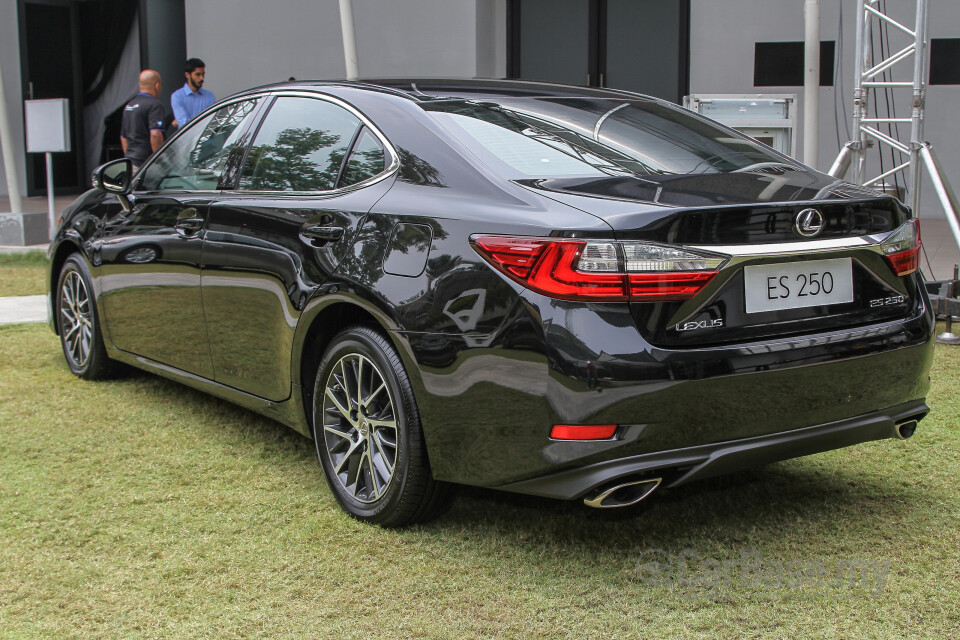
left=312, top=326, right=452, bottom=527
left=56, top=254, right=113, bottom=379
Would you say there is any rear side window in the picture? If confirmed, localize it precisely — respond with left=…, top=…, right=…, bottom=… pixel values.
left=340, top=127, right=386, bottom=187
left=240, top=97, right=361, bottom=191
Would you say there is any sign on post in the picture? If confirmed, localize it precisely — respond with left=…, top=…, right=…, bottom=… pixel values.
left=24, top=98, right=70, bottom=240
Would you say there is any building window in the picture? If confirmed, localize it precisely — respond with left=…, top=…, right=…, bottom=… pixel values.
left=754, top=42, right=836, bottom=87
left=930, top=39, right=960, bottom=85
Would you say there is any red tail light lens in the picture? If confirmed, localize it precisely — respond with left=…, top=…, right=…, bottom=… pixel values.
left=881, top=219, right=921, bottom=276
left=550, top=424, right=618, bottom=440
left=527, top=241, right=628, bottom=301
left=466, top=236, right=548, bottom=278
left=471, top=235, right=727, bottom=302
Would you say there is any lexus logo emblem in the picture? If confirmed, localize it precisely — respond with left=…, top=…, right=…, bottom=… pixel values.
left=794, top=208, right=824, bottom=238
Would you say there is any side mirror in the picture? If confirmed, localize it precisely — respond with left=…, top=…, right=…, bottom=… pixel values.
left=92, top=158, right=133, bottom=194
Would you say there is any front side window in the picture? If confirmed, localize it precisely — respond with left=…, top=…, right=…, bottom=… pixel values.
left=240, top=97, right=362, bottom=191
left=139, top=99, right=260, bottom=191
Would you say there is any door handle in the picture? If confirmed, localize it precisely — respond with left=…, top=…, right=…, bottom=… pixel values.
left=301, top=224, right=344, bottom=242
left=175, top=217, right=205, bottom=232
left=175, top=207, right=203, bottom=233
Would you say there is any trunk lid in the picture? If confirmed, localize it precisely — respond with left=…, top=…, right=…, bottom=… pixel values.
left=521, top=174, right=920, bottom=347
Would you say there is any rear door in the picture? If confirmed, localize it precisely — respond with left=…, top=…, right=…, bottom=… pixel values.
left=202, top=94, right=396, bottom=401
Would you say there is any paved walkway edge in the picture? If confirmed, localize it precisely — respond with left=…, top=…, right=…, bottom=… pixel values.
left=0, top=295, right=48, bottom=325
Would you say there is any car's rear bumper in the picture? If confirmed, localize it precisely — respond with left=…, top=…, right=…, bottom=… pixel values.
left=404, top=282, right=935, bottom=489
left=495, top=399, right=929, bottom=499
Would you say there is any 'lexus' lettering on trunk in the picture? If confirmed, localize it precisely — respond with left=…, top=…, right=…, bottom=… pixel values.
left=675, top=319, right=724, bottom=332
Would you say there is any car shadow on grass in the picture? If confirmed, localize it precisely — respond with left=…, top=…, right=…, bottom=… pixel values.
left=88, top=362, right=934, bottom=566
left=429, top=461, right=930, bottom=560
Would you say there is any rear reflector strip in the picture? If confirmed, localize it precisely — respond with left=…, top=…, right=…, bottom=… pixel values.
left=628, top=271, right=718, bottom=300
left=550, top=424, right=618, bottom=440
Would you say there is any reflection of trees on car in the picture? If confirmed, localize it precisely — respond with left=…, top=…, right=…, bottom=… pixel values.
left=342, top=144, right=385, bottom=186
left=244, top=127, right=344, bottom=191
left=337, top=214, right=450, bottom=291
left=396, top=147, right=446, bottom=187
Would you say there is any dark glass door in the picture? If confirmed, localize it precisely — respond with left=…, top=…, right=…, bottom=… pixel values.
left=508, top=0, right=689, bottom=103
left=516, top=0, right=594, bottom=87
left=19, top=0, right=86, bottom=194
left=604, top=0, right=687, bottom=101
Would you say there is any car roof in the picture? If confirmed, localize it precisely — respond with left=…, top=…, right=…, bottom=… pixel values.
left=232, top=77, right=661, bottom=104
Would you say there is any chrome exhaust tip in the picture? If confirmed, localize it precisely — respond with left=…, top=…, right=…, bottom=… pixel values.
left=583, top=478, right=662, bottom=509
left=895, top=419, right=918, bottom=439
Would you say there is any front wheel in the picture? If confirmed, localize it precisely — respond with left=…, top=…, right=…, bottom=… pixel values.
left=56, top=254, right=112, bottom=379
left=313, top=326, right=451, bottom=527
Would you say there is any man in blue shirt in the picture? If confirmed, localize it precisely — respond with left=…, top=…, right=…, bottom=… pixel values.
left=171, top=58, right=215, bottom=128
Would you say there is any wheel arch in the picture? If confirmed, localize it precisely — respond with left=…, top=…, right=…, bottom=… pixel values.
left=48, top=238, right=88, bottom=336
left=294, top=295, right=422, bottom=440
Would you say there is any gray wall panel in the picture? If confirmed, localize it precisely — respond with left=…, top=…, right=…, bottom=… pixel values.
left=184, top=0, right=346, bottom=98
left=353, top=0, right=477, bottom=77
left=476, top=0, right=507, bottom=78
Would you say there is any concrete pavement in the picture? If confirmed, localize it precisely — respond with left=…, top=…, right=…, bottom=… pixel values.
left=0, top=295, right=47, bottom=325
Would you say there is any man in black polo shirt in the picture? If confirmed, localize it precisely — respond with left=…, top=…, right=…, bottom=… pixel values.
left=120, top=70, right=166, bottom=171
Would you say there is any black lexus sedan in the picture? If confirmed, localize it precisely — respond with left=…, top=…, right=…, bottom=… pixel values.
left=49, top=79, right=934, bottom=526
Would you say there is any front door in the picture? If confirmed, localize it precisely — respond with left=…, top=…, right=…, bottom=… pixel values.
left=98, top=97, right=264, bottom=377
left=99, top=193, right=212, bottom=376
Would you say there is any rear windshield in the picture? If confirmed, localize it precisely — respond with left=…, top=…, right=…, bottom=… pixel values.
left=425, top=97, right=794, bottom=179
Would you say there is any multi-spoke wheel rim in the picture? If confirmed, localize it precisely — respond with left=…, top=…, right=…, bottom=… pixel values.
left=59, top=270, right=93, bottom=369
left=321, top=353, right=399, bottom=504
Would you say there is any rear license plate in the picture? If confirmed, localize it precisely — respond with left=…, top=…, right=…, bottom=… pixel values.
left=744, top=257, right=854, bottom=313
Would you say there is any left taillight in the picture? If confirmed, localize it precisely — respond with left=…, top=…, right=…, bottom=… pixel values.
left=881, top=219, right=921, bottom=276
left=470, top=235, right=728, bottom=302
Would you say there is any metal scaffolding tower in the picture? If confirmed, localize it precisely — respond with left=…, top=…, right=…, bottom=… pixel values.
left=828, top=0, right=960, bottom=250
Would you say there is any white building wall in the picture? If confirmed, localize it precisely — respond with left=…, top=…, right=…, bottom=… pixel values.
left=689, top=0, right=960, bottom=221
left=184, top=0, right=507, bottom=99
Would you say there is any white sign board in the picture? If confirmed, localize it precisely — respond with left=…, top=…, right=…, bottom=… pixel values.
left=25, top=99, right=71, bottom=153
left=684, top=94, right=797, bottom=158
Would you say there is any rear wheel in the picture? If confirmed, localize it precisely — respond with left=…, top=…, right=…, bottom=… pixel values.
left=313, top=326, right=451, bottom=527
left=56, top=254, right=112, bottom=379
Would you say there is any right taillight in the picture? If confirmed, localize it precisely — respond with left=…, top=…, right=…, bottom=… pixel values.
left=470, top=235, right=728, bottom=302
left=881, top=219, right=921, bottom=276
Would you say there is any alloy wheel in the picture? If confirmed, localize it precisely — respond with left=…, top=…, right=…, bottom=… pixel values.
left=59, top=270, right=93, bottom=368
left=321, top=353, right=399, bottom=503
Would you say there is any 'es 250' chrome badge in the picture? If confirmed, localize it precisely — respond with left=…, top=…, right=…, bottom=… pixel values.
left=675, top=318, right=724, bottom=332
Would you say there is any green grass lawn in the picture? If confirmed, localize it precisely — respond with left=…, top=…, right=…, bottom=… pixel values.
left=0, top=251, right=48, bottom=297
left=1, top=323, right=958, bottom=638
